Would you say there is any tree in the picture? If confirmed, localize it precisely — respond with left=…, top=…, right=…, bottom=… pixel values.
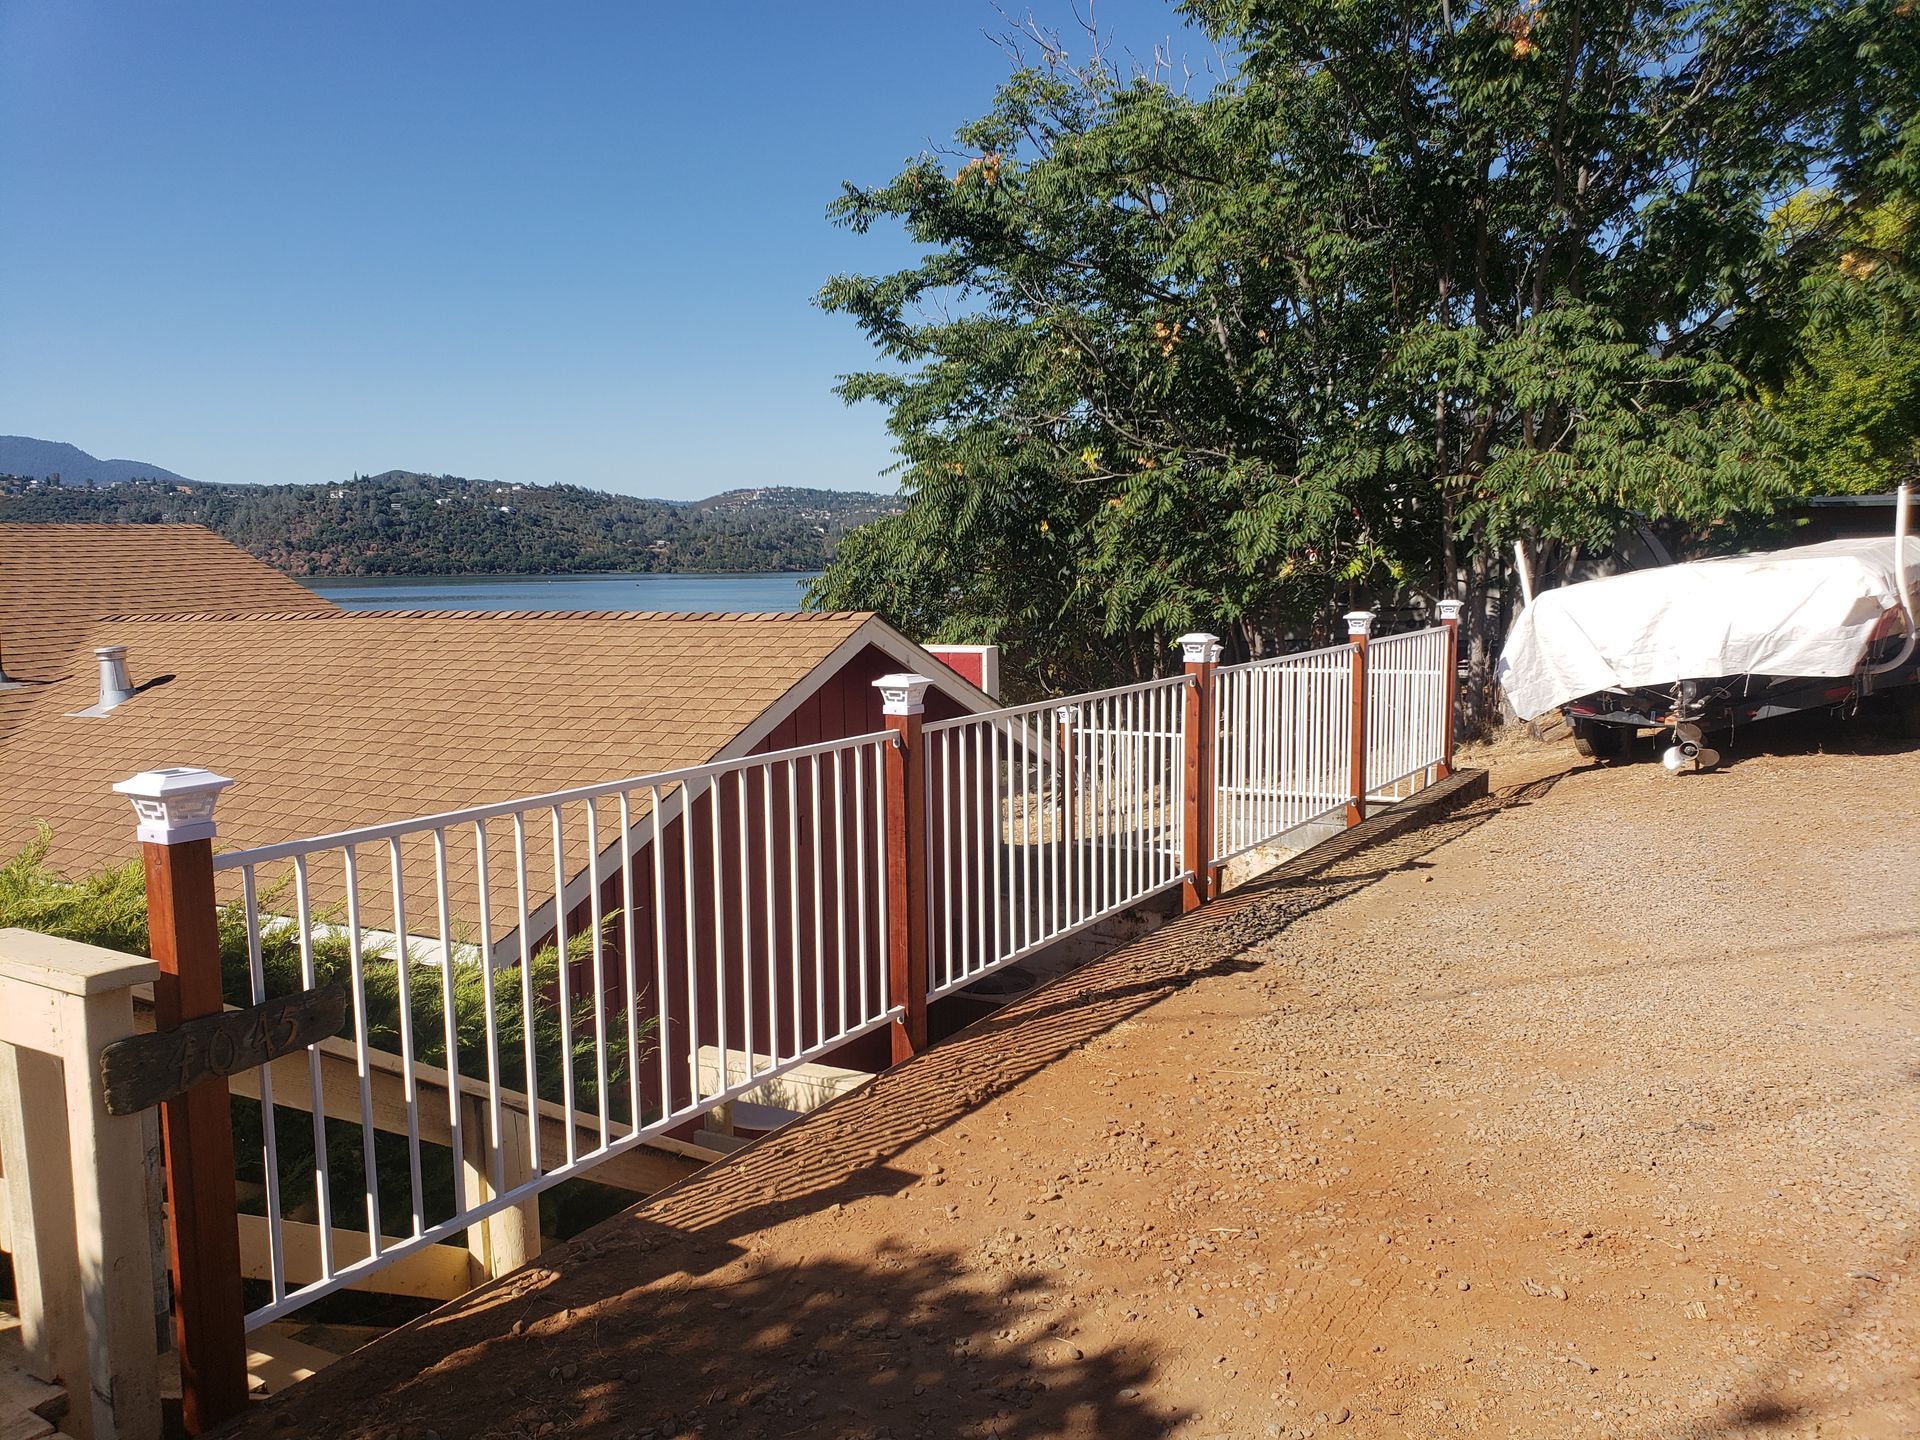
left=1767, top=198, right=1920, bottom=492
left=811, top=0, right=1917, bottom=717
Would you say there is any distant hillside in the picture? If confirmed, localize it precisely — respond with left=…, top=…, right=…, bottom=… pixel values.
left=0, top=435, right=192, bottom=486
left=0, top=470, right=897, bottom=576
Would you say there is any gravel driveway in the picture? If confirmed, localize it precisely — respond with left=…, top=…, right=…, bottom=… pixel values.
left=232, top=726, right=1920, bottom=1440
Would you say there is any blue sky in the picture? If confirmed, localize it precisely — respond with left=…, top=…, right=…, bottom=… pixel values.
left=0, top=1, right=1208, bottom=497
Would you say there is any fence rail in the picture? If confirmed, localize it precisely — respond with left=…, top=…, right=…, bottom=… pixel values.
left=1365, top=627, right=1451, bottom=800
left=922, top=673, right=1191, bottom=1000
left=114, top=603, right=1464, bottom=1433
left=1213, top=642, right=1357, bottom=862
left=211, top=730, right=898, bottom=1328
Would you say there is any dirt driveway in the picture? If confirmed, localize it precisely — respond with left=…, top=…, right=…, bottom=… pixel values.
left=233, top=729, right=1920, bottom=1440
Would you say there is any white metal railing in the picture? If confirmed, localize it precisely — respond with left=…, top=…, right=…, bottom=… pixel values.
left=213, top=730, right=896, bottom=1328
left=921, top=674, right=1191, bottom=1000
left=1365, top=627, right=1450, bottom=800
left=1214, top=643, right=1356, bottom=862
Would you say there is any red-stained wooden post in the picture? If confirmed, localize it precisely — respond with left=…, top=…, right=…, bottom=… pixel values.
left=875, top=675, right=931, bottom=1063
left=1343, top=612, right=1374, bottom=827
left=112, top=768, right=248, bottom=1436
left=1436, top=598, right=1464, bottom=779
left=1178, top=633, right=1221, bottom=912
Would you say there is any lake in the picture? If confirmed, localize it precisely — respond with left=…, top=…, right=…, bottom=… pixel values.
left=312, top=571, right=824, bottom=613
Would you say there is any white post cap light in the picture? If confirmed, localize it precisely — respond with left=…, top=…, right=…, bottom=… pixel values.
left=1177, top=632, right=1222, bottom=665
left=873, top=673, right=933, bottom=717
left=1344, top=610, right=1376, bottom=638
left=1436, top=599, right=1465, bottom=623
left=112, top=767, right=234, bottom=846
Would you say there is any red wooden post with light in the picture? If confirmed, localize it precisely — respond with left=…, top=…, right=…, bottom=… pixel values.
left=1343, top=612, right=1374, bottom=827
left=1178, top=632, right=1221, bottom=912
left=1436, top=598, right=1464, bottom=778
left=112, top=768, right=249, bottom=1436
left=875, top=675, right=931, bottom=1063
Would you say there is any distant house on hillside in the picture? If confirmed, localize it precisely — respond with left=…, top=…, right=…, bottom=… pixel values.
left=0, top=522, right=334, bottom=740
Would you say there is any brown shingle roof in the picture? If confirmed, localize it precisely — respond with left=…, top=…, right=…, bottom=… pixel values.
left=0, top=523, right=333, bottom=736
left=0, top=608, right=879, bottom=898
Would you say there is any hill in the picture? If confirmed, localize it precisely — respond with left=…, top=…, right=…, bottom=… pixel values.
left=0, top=435, right=192, bottom=487
left=0, top=471, right=897, bottom=576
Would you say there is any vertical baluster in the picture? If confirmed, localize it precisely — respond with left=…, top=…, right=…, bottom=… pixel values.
left=957, top=726, right=972, bottom=985
left=511, top=815, right=541, bottom=1178
left=472, top=825, right=503, bottom=1191
left=431, top=831, right=464, bottom=1213
left=585, top=801, right=609, bottom=1151
left=810, top=754, right=825, bottom=1033
left=736, top=771, right=756, bottom=1081
left=242, top=868, right=285, bottom=1304
left=649, top=785, right=672, bottom=1113
left=832, top=747, right=848, bottom=1038
left=549, top=808, right=575, bottom=1165
left=762, top=767, right=779, bottom=1059
left=786, top=761, right=801, bottom=1055
left=292, top=855, right=333, bottom=1274
left=710, top=773, right=730, bottom=1098
left=682, top=781, right=702, bottom=1104
left=388, top=838, right=425, bottom=1234
left=341, top=848, right=382, bottom=1251
left=619, top=792, right=641, bottom=1127
left=854, top=742, right=870, bottom=1025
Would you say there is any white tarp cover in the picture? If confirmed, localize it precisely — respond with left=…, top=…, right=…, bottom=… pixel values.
left=1498, top=537, right=1919, bottom=720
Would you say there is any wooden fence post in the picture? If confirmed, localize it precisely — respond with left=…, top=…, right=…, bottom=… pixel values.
left=0, top=927, right=166, bottom=1440
left=1436, top=599, right=1464, bottom=778
left=1178, top=633, right=1221, bottom=912
left=875, top=675, right=931, bottom=1063
left=1343, top=612, right=1374, bottom=827
left=112, top=768, right=249, bottom=1435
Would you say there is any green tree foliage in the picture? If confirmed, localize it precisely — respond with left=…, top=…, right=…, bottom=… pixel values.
left=1767, top=199, right=1920, bottom=492
left=810, top=0, right=1917, bottom=708
left=0, top=471, right=896, bottom=576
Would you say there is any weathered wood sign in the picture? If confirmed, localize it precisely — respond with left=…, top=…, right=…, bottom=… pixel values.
left=99, top=984, right=347, bottom=1116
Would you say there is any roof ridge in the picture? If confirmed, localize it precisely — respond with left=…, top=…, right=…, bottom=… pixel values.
left=93, top=608, right=873, bottom=623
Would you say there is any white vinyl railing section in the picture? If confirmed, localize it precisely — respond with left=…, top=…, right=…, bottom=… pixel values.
left=187, top=628, right=1454, bottom=1335
left=213, top=731, right=896, bottom=1329
left=1365, top=627, right=1451, bottom=802
left=921, top=674, right=1190, bottom=1000
left=1213, top=643, right=1357, bottom=862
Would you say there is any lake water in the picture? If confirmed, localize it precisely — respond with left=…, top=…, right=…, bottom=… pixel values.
left=312, top=571, right=824, bottom=613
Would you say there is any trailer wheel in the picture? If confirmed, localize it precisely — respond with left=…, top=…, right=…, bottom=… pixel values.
left=1571, top=721, right=1629, bottom=763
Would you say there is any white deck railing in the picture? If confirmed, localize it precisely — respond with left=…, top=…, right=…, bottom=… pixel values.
left=124, top=616, right=1460, bottom=1375
left=1365, top=627, right=1451, bottom=800
left=1213, top=642, right=1357, bottom=861
left=213, top=730, right=898, bottom=1328
left=921, top=674, right=1191, bottom=1000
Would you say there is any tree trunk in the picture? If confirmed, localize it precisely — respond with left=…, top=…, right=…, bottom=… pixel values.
left=1457, top=541, right=1512, bottom=742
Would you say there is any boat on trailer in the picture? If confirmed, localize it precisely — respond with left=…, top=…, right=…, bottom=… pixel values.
left=1498, top=486, right=1920, bottom=772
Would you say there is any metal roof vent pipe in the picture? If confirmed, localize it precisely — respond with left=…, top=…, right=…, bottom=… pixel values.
left=66, top=644, right=139, bottom=716
left=97, top=645, right=134, bottom=709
